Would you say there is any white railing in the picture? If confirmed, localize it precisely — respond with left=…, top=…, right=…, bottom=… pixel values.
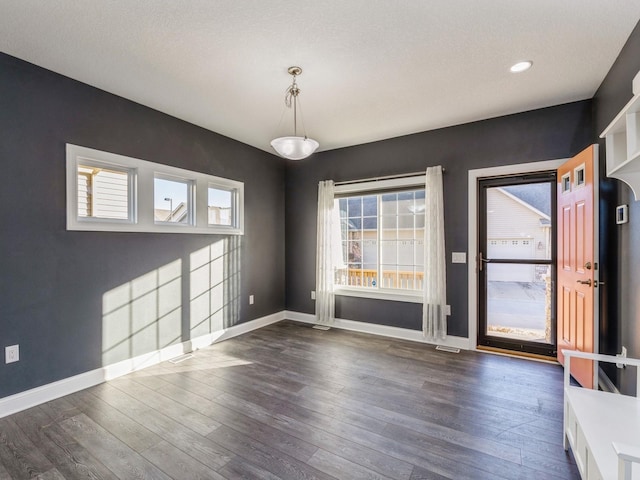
left=336, top=268, right=424, bottom=290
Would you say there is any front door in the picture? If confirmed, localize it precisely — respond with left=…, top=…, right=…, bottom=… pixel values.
left=556, top=145, right=599, bottom=388
left=478, top=172, right=557, bottom=356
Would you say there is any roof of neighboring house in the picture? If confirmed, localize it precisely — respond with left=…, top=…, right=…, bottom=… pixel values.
left=154, top=202, right=188, bottom=222
left=502, top=184, right=551, bottom=217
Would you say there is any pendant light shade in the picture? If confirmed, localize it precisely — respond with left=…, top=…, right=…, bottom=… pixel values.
left=270, top=136, right=319, bottom=161
left=271, top=66, right=319, bottom=160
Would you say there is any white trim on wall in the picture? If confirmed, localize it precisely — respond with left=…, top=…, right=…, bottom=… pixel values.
left=467, top=158, right=566, bottom=351
left=0, top=311, right=285, bottom=419
left=285, top=310, right=470, bottom=350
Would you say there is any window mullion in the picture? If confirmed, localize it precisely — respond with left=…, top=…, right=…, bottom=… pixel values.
left=90, top=171, right=96, bottom=217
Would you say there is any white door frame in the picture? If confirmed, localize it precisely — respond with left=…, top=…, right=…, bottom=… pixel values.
left=467, top=159, right=566, bottom=350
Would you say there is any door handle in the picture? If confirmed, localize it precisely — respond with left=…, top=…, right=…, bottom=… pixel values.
left=478, top=252, right=491, bottom=271
left=576, top=279, right=592, bottom=286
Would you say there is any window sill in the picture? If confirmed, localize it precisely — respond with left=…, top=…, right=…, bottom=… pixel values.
left=334, top=287, right=423, bottom=303
left=68, top=220, right=244, bottom=235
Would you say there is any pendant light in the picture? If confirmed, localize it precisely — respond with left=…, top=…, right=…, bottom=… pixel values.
left=270, top=66, right=319, bottom=160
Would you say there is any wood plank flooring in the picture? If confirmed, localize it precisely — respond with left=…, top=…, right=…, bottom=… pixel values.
left=0, top=320, right=579, bottom=479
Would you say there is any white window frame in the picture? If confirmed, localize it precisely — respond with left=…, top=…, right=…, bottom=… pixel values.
left=153, top=173, right=196, bottom=226
left=207, top=182, right=240, bottom=228
left=66, top=144, right=244, bottom=234
left=334, top=175, right=426, bottom=304
left=73, top=158, right=137, bottom=225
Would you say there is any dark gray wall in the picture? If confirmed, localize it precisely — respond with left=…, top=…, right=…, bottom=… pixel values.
left=593, top=21, right=640, bottom=395
left=0, top=53, right=286, bottom=398
left=285, top=102, right=593, bottom=336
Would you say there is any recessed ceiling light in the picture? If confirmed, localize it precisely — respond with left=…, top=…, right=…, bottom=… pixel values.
left=510, top=61, right=533, bottom=73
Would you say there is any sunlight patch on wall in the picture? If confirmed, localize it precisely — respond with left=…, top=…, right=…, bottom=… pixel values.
left=102, top=259, right=182, bottom=365
left=190, top=237, right=241, bottom=337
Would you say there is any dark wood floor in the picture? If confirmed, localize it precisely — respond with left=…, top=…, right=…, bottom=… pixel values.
left=0, top=320, right=579, bottom=479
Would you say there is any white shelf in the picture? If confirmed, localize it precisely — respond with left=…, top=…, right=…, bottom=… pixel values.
left=600, top=71, right=640, bottom=200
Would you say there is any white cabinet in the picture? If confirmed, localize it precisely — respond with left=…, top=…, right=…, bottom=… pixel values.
left=600, top=70, right=640, bottom=200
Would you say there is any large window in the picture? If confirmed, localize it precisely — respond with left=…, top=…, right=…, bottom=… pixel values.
left=66, top=144, right=244, bottom=234
left=334, top=178, right=425, bottom=301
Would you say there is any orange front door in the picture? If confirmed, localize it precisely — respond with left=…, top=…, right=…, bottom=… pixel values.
left=556, top=145, right=598, bottom=388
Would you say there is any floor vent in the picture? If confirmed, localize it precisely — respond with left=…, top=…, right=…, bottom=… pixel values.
left=169, top=353, right=194, bottom=364
left=435, top=345, right=460, bottom=354
left=312, top=325, right=331, bottom=331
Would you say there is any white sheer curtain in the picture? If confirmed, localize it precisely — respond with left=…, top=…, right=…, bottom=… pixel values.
left=423, top=166, right=447, bottom=340
left=316, top=180, right=338, bottom=325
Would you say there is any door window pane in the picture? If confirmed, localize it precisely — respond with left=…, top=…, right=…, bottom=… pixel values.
left=485, top=182, right=552, bottom=261
left=485, top=263, right=553, bottom=343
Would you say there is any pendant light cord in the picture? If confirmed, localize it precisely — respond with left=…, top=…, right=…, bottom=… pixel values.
left=284, top=74, right=308, bottom=138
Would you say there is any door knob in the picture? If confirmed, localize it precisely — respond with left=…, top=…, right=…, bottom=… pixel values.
left=584, top=262, right=592, bottom=270
left=576, top=279, right=592, bottom=286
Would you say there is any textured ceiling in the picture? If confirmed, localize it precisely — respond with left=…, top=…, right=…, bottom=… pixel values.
left=2, top=1, right=640, bottom=156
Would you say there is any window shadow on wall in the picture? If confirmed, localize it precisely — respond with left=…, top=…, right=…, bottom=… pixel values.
left=189, top=236, right=242, bottom=336
left=102, top=259, right=183, bottom=367
left=100, top=236, right=242, bottom=368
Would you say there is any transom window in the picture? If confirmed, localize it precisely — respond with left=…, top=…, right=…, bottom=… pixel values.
left=66, top=144, right=244, bottom=234
left=335, top=187, right=425, bottom=295
left=208, top=185, right=235, bottom=226
left=77, top=163, right=133, bottom=221
left=154, top=175, right=193, bottom=225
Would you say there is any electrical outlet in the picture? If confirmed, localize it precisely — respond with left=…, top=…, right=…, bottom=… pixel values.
left=616, top=346, right=627, bottom=368
left=5, top=345, right=19, bottom=364
left=445, top=305, right=451, bottom=315
left=249, top=295, right=254, bottom=305
left=311, top=290, right=316, bottom=300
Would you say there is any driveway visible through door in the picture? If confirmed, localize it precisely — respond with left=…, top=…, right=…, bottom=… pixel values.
left=487, top=278, right=548, bottom=341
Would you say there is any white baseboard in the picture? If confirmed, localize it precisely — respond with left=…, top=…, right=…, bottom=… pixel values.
left=284, top=310, right=470, bottom=350
left=0, top=311, right=285, bottom=419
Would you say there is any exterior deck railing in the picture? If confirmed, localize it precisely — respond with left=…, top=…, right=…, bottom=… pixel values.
left=336, top=268, right=424, bottom=290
